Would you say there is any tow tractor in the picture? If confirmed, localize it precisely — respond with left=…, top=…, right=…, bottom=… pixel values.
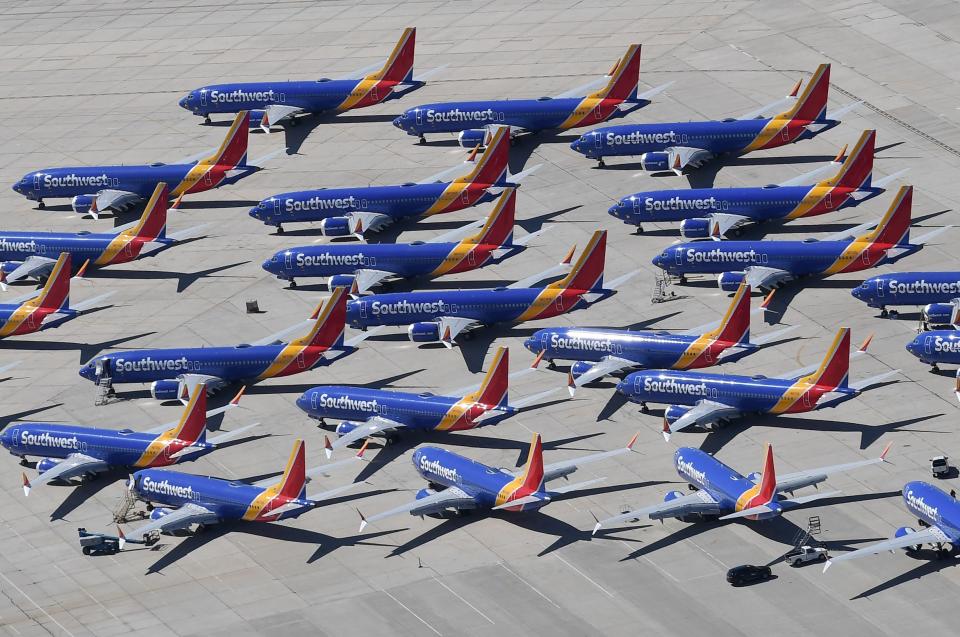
left=78, top=527, right=158, bottom=555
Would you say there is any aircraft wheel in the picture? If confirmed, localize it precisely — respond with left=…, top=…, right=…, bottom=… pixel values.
left=639, top=402, right=648, bottom=413
left=880, top=308, right=888, bottom=318
left=597, top=159, right=606, bottom=168
left=678, top=275, right=686, bottom=284
left=204, top=115, right=211, bottom=124
left=37, top=200, right=45, bottom=210
left=288, top=279, right=297, bottom=289
left=418, top=135, right=426, bottom=145
left=634, top=225, right=644, bottom=235
left=19, top=457, right=28, bottom=467
left=889, top=310, right=899, bottom=319
left=932, top=364, right=940, bottom=372
left=276, top=225, right=284, bottom=235
left=82, top=546, right=92, bottom=555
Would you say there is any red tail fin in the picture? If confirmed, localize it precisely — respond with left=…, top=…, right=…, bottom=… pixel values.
left=275, top=439, right=307, bottom=500
left=294, top=287, right=347, bottom=348
left=472, top=346, right=509, bottom=408
left=776, top=64, right=830, bottom=122
left=593, top=44, right=642, bottom=102
left=755, top=444, right=777, bottom=503
left=368, top=27, right=416, bottom=83
left=458, top=127, right=510, bottom=186
left=468, top=188, right=516, bottom=246
left=130, top=183, right=169, bottom=241
left=826, top=130, right=874, bottom=190
left=167, top=385, right=207, bottom=444
left=711, top=282, right=751, bottom=345
left=554, top=230, right=606, bottom=292
left=202, top=111, right=249, bottom=168
left=33, top=253, right=71, bottom=311
left=519, top=433, right=545, bottom=492
left=808, top=327, right=850, bottom=390
left=864, top=185, right=912, bottom=247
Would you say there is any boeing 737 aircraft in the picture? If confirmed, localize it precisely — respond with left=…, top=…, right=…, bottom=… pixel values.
left=99, top=439, right=368, bottom=549
left=298, top=347, right=557, bottom=456
left=345, top=230, right=637, bottom=347
left=180, top=28, right=429, bottom=130
left=12, top=112, right=272, bottom=213
left=825, top=481, right=960, bottom=571
left=852, top=272, right=960, bottom=323
left=524, top=282, right=795, bottom=393
left=571, top=64, right=858, bottom=169
left=261, top=188, right=544, bottom=291
left=653, top=186, right=948, bottom=291
left=358, top=432, right=638, bottom=530
left=248, top=126, right=535, bottom=235
left=0, top=183, right=204, bottom=287
left=906, top=330, right=960, bottom=371
left=0, top=253, right=112, bottom=338
left=608, top=129, right=906, bottom=236
left=593, top=441, right=891, bottom=534
left=393, top=44, right=665, bottom=145
left=616, top=327, right=897, bottom=439
left=4, top=385, right=254, bottom=495
left=78, top=287, right=373, bottom=399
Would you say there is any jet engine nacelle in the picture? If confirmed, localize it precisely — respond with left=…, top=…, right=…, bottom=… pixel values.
left=416, top=487, right=437, bottom=500
left=150, top=379, right=184, bottom=401
left=0, top=261, right=18, bottom=275
left=923, top=302, right=960, bottom=326
left=319, top=217, right=351, bottom=237
left=680, top=218, right=720, bottom=240
left=248, top=110, right=266, bottom=128
left=639, top=152, right=670, bottom=172
left=569, top=360, right=594, bottom=381
left=335, top=421, right=365, bottom=436
left=664, top=490, right=686, bottom=502
left=458, top=129, right=490, bottom=149
left=37, top=458, right=60, bottom=475
left=717, top=271, right=747, bottom=293
left=71, top=194, right=97, bottom=215
left=150, top=507, right=175, bottom=521
left=747, top=471, right=762, bottom=483
left=408, top=322, right=441, bottom=343
left=894, top=526, right=922, bottom=552
left=328, top=274, right=356, bottom=290
left=663, top=404, right=692, bottom=426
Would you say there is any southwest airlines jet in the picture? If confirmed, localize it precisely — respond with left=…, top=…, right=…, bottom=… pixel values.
left=852, top=272, right=960, bottom=323
left=571, top=63, right=857, bottom=169
left=0, top=253, right=112, bottom=338
left=905, top=330, right=960, bottom=371
left=653, top=186, right=949, bottom=291
left=78, top=287, right=374, bottom=399
left=179, top=28, right=429, bottom=130
left=358, top=432, right=638, bottom=530
left=593, top=442, right=890, bottom=533
left=393, top=44, right=664, bottom=146
left=298, top=347, right=558, bottom=456
left=609, top=129, right=907, bottom=236
left=617, top=327, right=898, bottom=439
left=248, top=126, right=534, bottom=235
left=0, top=183, right=203, bottom=287
left=524, top=282, right=795, bottom=393
left=12, top=112, right=269, bottom=214
left=825, top=482, right=960, bottom=571
left=5, top=385, right=254, bottom=496
left=261, top=188, right=544, bottom=291
left=345, top=230, right=637, bottom=346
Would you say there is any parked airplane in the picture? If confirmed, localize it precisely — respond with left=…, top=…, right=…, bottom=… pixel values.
left=905, top=330, right=960, bottom=371
left=248, top=126, right=534, bottom=235
left=392, top=44, right=664, bottom=145
left=0, top=253, right=112, bottom=338
left=179, top=28, right=429, bottom=130
left=608, top=129, right=907, bottom=236
left=825, top=481, right=960, bottom=571
left=616, top=327, right=897, bottom=439
left=524, top=282, right=795, bottom=394
left=12, top=112, right=271, bottom=213
left=357, top=431, right=638, bottom=530
left=261, top=188, right=544, bottom=291
left=78, top=287, right=373, bottom=399
left=571, top=63, right=857, bottom=169
left=4, top=385, right=254, bottom=495
left=345, top=230, right=637, bottom=347
left=106, top=439, right=368, bottom=548
left=852, top=272, right=960, bottom=323
left=592, top=441, right=891, bottom=533
left=653, top=186, right=948, bottom=291
left=0, top=183, right=203, bottom=288
left=298, top=347, right=557, bottom=456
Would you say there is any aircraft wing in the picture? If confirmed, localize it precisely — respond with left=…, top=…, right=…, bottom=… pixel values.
left=592, top=490, right=722, bottom=533
left=774, top=443, right=892, bottom=493
left=665, top=146, right=715, bottom=175
left=538, top=432, right=639, bottom=483
left=435, top=316, right=481, bottom=348
left=324, top=416, right=407, bottom=458
left=95, top=190, right=142, bottom=215
left=345, top=211, right=393, bottom=237
left=121, top=503, right=220, bottom=544
left=662, top=400, right=741, bottom=440
left=824, top=526, right=952, bottom=571
left=1, top=256, right=57, bottom=287
left=568, top=356, right=638, bottom=394
left=709, top=213, right=752, bottom=237
left=57, top=291, right=115, bottom=315
left=352, top=269, right=394, bottom=295
left=261, top=104, right=305, bottom=132
left=21, top=453, right=109, bottom=495
left=359, top=486, right=477, bottom=531
left=742, top=265, right=794, bottom=290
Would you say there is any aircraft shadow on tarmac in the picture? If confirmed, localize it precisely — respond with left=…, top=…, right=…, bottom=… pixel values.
left=88, top=260, right=250, bottom=293
left=850, top=550, right=960, bottom=600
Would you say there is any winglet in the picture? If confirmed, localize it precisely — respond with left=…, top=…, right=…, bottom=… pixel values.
left=590, top=510, right=602, bottom=536
left=441, top=325, right=454, bottom=349
left=117, top=526, right=126, bottom=551
left=955, top=369, right=960, bottom=404
left=833, top=143, right=848, bottom=164
left=171, top=193, right=184, bottom=210
left=760, top=289, right=776, bottom=312
left=324, top=435, right=333, bottom=460
left=879, top=441, right=893, bottom=462
left=356, top=439, right=370, bottom=459
left=357, top=508, right=368, bottom=533
left=230, top=385, right=246, bottom=406
left=561, top=244, right=576, bottom=266
left=626, top=432, right=639, bottom=451
left=788, top=78, right=802, bottom=98
left=567, top=370, right=576, bottom=397
left=858, top=333, right=874, bottom=354
left=466, top=145, right=480, bottom=163
left=21, top=472, right=31, bottom=497
left=531, top=350, right=545, bottom=369
left=661, top=417, right=671, bottom=442
left=75, top=259, right=90, bottom=280
left=823, top=559, right=832, bottom=573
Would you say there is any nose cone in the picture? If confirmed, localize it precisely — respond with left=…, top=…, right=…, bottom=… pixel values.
left=615, top=379, right=628, bottom=395
left=569, top=137, right=584, bottom=153
left=0, top=428, right=11, bottom=449
left=523, top=336, right=538, bottom=353
left=178, top=95, right=189, bottom=109
left=11, top=181, right=21, bottom=194
left=851, top=286, right=863, bottom=300
left=905, top=338, right=920, bottom=356
left=295, top=392, right=310, bottom=413
left=248, top=205, right=262, bottom=220
left=652, top=253, right=665, bottom=268
left=608, top=202, right=624, bottom=218
left=78, top=364, right=94, bottom=381
left=392, top=115, right=405, bottom=130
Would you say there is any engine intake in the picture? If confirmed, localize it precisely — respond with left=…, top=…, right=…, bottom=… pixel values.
left=663, top=405, right=692, bottom=426
left=717, top=271, right=747, bottom=293
left=639, top=152, right=670, bottom=172
left=328, top=274, right=357, bottom=290
left=680, top=218, right=721, bottom=240
left=569, top=360, right=595, bottom=381
left=319, top=217, right=351, bottom=237
left=150, top=379, right=185, bottom=401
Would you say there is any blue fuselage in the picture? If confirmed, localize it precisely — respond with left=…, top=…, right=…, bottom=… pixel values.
left=906, top=331, right=960, bottom=366
left=0, top=231, right=166, bottom=270
left=853, top=273, right=960, bottom=309
left=180, top=80, right=384, bottom=116
left=571, top=119, right=779, bottom=159
left=394, top=98, right=604, bottom=135
left=672, top=447, right=788, bottom=518
left=902, top=481, right=960, bottom=541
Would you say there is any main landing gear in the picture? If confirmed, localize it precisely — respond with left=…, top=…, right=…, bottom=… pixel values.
left=418, top=134, right=426, bottom=144
left=597, top=158, right=606, bottom=168
left=639, top=401, right=649, bottom=413
left=37, top=199, right=45, bottom=209
left=275, top=225, right=284, bottom=235
left=634, top=225, right=644, bottom=235
left=288, top=279, right=297, bottom=289
left=204, top=115, right=211, bottom=124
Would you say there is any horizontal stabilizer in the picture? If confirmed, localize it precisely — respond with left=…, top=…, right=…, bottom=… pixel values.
left=491, top=493, right=549, bottom=510
left=549, top=476, right=607, bottom=495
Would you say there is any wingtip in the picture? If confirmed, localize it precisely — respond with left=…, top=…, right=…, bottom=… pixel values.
left=760, top=288, right=776, bottom=310
left=230, top=385, right=246, bottom=405
left=566, top=370, right=576, bottom=397
left=21, top=472, right=30, bottom=497
left=171, top=193, right=184, bottom=210
left=357, top=508, right=368, bottom=533
left=788, top=78, right=802, bottom=98
left=822, top=559, right=832, bottom=573
left=592, top=522, right=602, bottom=536
left=661, top=418, right=671, bottom=442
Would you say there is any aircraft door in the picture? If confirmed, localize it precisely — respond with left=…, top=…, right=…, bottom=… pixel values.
left=467, top=250, right=476, bottom=266
left=9, top=428, right=17, bottom=448
left=924, top=336, right=933, bottom=355
left=311, top=392, right=318, bottom=410
left=541, top=333, right=548, bottom=350
left=33, top=174, right=40, bottom=192
left=200, top=90, right=207, bottom=107
left=285, top=252, right=292, bottom=269
left=876, top=279, right=884, bottom=297
left=95, top=357, right=111, bottom=379
left=632, top=197, right=641, bottom=215
left=359, top=301, right=367, bottom=319
left=555, top=296, right=564, bottom=312
left=861, top=249, right=871, bottom=265
left=203, top=172, right=213, bottom=187
left=279, top=93, right=285, bottom=103
left=370, top=86, right=379, bottom=102
left=675, top=250, right=683, bottom=266
left=824, top=192, right=834, bottom=209
left=802, top=391, right=813, bottom=408
left=296, top=351, right=306, bottom=369
left=595, top=134, right=603, bottom=149
left=416, top=109, right=423, bottom=125
left=461, top=189, right=471, bottom=205
left=781, top=127, right=791, bottom=142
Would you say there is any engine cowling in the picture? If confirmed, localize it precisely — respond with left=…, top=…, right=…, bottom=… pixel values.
left=569, top=360, right=594, bottom=381
left=71, top=194, right=97, bottom=214
left=328, top=274, right=356, bottom=290
left=408, top=322, right=441, bottom=343
left=248, top=110, right=266, bottom=128
left=680, top=218, right=720, bottom=240
left=319, top=217, right=352, bottom=237
left=639, top=152, right=670, bottom=172
left=416, top=487, right=437, bottom=500
left=335, top=421, right=363, bottom=436
left=747, top=471, right=762, bottom=483
left=923, top=302, right=960, bottom=326
left=717, top=271, right=747, bottom=293
left=150, top=379, right=184, bottom=401
left=0, top=261, right=18, bottom=275
left=894, top=526, right=922, bottom=552
left=150, top=507, right=175, bottom=521
left=37, top=458, right=60, bottom=475
left=664, top=490, right=686, bottom=502
left=458, top=129, right=490, bottom=149
left=663, top=405, right=692, bottom=426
